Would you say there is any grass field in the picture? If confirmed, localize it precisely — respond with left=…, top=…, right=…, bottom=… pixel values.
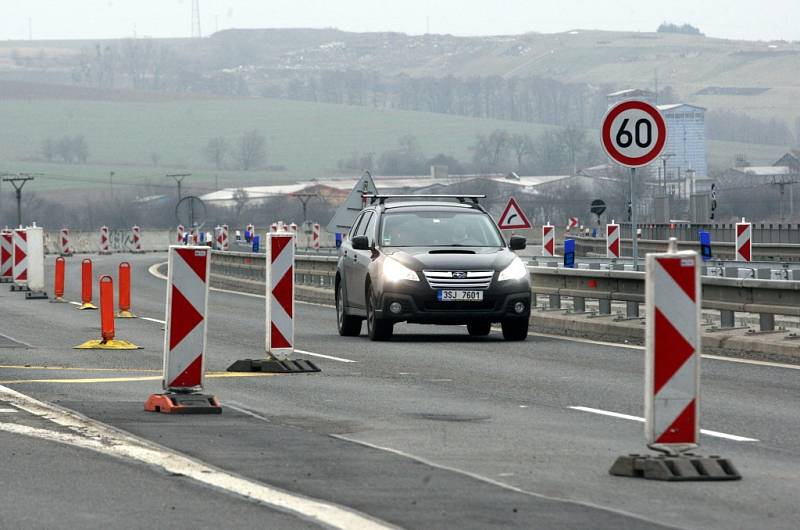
left=0, top=96, right=789, bottom=194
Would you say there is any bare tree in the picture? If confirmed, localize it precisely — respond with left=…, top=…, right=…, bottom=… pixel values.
left=232, top=188, right=250, bottom=220
left=203, top=136, right=229, bottom=169
left=41, top=137, right=57, bottom=162
left=508, top=133, right=535, bottom=171
left=236, top=130, right=266, bottom=171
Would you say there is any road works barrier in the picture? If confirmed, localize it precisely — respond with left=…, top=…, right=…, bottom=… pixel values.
left=736, top=220, right=752, bottom=262
left=146, top=246, right=220, bottom=414
left=311, top=223, right=321, bottom=250
left=131, top=226, right=142, bottom=253
left=52, top=257, right=66, bottom=302
left=99, top=225, right=111, bottom=255
left=116, top=262, right=135, bottom=318
left=59, top=228, right=72, bottom=256
left=0, top=229, right=11, bottom=283
left=75, top=275, right=140, bottom=350
left=77, top=258, right=97, bottom=310
left=606, top=222, right=620, bottom=259
left=11, top=228, right=28, bottom=292
left=24, top=225, right=48, bottom=300
left=542, top=223, right=555, bottom=257
left=177, top=225, right=185, bottom=244
left=227, top=234, right=320, bottom=374
left=609, top=240, right=740, bottom=481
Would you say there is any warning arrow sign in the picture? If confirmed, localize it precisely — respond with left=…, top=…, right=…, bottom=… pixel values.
left=497, top=197, right=532, bottom=230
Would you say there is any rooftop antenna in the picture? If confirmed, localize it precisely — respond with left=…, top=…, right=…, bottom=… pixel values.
left=191, top=0, right=202, bottom=38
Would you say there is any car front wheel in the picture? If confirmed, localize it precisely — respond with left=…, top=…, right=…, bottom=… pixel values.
left=366, top=286, right=393, bottom=341
left=501, top=319, right=528, bottom=341
left=336, top=282, right=362, bottom=337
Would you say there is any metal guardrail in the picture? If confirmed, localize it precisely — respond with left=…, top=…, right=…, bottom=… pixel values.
left=211, top=249, right=800, bottom=333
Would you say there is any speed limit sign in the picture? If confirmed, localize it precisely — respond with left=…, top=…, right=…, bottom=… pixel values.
left=601, top=100, right=667, bottom=168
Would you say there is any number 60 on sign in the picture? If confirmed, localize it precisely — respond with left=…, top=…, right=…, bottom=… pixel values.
left=601, top=100, right=667, bottom=168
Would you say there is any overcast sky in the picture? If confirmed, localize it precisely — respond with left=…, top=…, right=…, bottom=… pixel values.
left=2, top=0, right=798, bottom=42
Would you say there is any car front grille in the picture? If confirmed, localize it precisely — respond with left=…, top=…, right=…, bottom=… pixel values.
left=422, top=270, right=494, bottom=290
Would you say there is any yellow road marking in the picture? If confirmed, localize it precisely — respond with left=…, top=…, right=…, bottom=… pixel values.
left=0, top=365, right=161, bottom=372
left=0, top=372, right=276, bottom=384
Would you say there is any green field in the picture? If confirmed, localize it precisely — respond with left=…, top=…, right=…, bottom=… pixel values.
left=0, top=97, right=789, bottom=193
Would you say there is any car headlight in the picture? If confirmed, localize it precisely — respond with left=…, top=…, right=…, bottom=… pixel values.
left=383, top=257, right=419, bottom=282
left=498, top=257, right=528, bottom=281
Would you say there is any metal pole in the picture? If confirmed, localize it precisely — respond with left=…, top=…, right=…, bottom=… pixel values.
left=15, top=187, right=22, bottom=227
left=631, top=167, right=638, bottom=270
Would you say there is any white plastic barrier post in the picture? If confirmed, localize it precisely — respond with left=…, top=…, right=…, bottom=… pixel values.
left=145, top=245, right=219, bottom=414
left=99, top=225, right=111, bottom=254
left=222, top=224, right=229, bottom=250
left=289, top=223, right=298, bottom=248
left=131, top=226, right=142, bottom=253
left=176, top=224, right=185, bottom=244
left=311, top=223, right=321, bottom=250
left=270, top=223, right=278, bottom=233
left=607, top=221, right=620, bottom=259
left=0, top=229, right=12, bottom=283
left=542, top=223, right=555, bottom=257
left=11, top=228, right=28, bottom=291
left=25, top=225, right=47, bottom=299
left=59, top=228, right=72, bottom=256
left=214, top=225, right=223, bottom=250
left=736, top=220, right=751, bottom=262
left=267, top=233, right=294, bottom=360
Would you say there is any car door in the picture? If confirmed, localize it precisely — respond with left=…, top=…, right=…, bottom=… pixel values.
left=341, top=212, right=365, bottom=310
left=350, top=211, right=377, bottom=309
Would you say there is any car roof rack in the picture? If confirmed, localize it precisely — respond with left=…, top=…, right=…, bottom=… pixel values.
left=364, top=194, right=485, bottom=205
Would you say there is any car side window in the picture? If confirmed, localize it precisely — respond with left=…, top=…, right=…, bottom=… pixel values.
left=362, top=212, right=378, bottom=245
left=355, top=212, right=373, bottom=238
left=349, top=212, right=366, bottom=240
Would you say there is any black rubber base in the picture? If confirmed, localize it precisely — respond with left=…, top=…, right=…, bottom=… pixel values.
left=609, top=453, right=741, bottom=481
left=226, top=358, right=321, bottom=373
left=0, top=278, right=10, bottom=284
left=25, top=290, right=48, bottom=300
left=10, top=285, right=30, bottom=292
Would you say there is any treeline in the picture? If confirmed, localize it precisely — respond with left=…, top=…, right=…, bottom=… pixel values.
left=267, top=73, right=612, bottom=129
left=41, top=134, right=89, bottom=164
left=202, top=130, right=269, bottom=171
left=706, top=110, right=797, bottom=146
left=338, top=127, right=603, bottom=176
left=657, top=22, right=703, bottom=36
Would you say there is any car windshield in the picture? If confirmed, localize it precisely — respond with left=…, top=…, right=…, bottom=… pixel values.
left=379, top=210, right=504, bottom=247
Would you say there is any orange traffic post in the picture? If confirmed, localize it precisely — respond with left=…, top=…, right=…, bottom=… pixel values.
left=74, top=275, right=140, bottom=350
left=77, top=258, right=97, bottom=310
left=116, top=261, right=135, bottom=318
left=50, top=257, right=67, bottom=303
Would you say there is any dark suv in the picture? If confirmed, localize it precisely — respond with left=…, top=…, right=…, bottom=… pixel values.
left=335, top=195, right=531, bottom=341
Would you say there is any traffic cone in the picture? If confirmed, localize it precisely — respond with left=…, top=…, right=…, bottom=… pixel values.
left=74, top=275, right=140, bottom=349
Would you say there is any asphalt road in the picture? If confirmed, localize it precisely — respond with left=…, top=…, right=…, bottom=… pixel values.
left=0, top=252, right=798, bottom=529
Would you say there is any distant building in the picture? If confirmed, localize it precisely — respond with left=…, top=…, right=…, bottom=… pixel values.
left=606, top=88, right=657, bottom=108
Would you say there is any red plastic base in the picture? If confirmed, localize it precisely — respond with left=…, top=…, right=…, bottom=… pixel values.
left=144, top=393, right=221, bottom=414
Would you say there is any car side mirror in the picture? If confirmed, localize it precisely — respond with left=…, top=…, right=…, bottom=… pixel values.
left=351, top=235, right=370, bottom=250
left=509, top=235, right=527, bottom=251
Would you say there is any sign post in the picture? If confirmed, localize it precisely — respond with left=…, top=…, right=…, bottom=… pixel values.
left=601, top=100, right=667, bottom=270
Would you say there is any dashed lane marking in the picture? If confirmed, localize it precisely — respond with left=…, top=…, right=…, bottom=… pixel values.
left=568, top=406, right=760, bottom=442
left=0, top=408, right=17, bottom=413
left=0, top=365, right=160, bottom=372
left=0, top=372, right=277, bottom=385
left=295, top=349, right=357, bottom=363
left=0, top=384, right=396, bottom=530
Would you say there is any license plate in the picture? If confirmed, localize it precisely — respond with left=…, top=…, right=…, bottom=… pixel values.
left=437, top=290, right=483, bottom=302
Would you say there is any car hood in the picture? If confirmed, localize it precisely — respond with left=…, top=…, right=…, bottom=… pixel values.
left=382, top=246, right=518, bottom=271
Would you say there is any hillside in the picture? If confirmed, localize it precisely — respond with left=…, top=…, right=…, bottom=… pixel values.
left=1, top=28, right=799, bottom=123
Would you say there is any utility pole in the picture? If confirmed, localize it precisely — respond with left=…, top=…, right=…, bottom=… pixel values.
left=660, top=153, right=674, bottom=193
left=109, top=171, right=115, bottom=198
left=291, top=192, right=318, bottom=226
left=2, top=175, right=35, bottom=227
left=166, top=173, right=191, bottom=202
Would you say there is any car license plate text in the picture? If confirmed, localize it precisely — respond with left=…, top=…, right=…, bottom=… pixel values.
left=437, top=290, right=483, bottom=302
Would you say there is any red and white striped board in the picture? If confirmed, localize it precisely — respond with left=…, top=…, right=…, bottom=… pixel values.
left=131, top=226, right=142, bottom=252
left=645, top=248, right=700, bottom=451
left=176, top=224, right=185, bottom=244
left=266, top=233, right=294, bottom=360
left=0, top=229, right=12, bottom=282
left=270, top=223, right=278, bottom=233
left=59, top=228, right=72, bottom=256
left=161, top=246, right=210, bottom=391
left=214, top=225, right=224, bottom=250
left=735, top=221, right=751, bottom=262
left=99, top=225, right=111, bottom=254
left=222, top=224, right=229, bottom=250
left=12, top=228, right=28, bottom=286
left=542, top=224, right=555, bottom=257
left=311, top=223, right=321, bottom=250
left=606, top=222, right=620, bottom=259
left=566, top=217, right=579, bottom=231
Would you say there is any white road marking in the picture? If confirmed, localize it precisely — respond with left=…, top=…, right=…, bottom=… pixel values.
left=146, top=257, right=800, bottom=372
left=0, top=331, right=33, bottom=348
left=332, top=434, right=674, bottom=529
left=0, top=408, right=17, bottom=413
left=147, top=262, right=168, bottom=280
left=139, top=316, right=166, bottom=325
left=295, top=349, right=357, bottom=363
left=0, top=384, right=395, bottom=530
left=568, top=406, right=759, bottom=442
